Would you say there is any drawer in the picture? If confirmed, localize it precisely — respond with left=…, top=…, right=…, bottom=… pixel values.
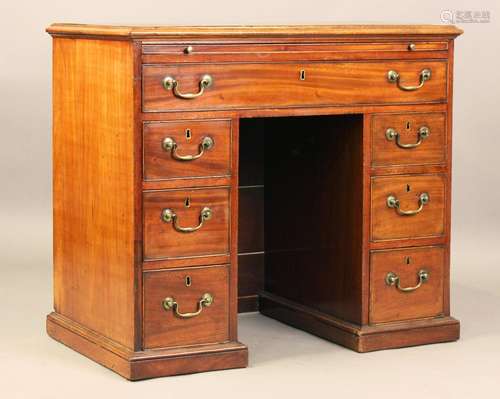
left=143, top=265, right=229, bottom=349
left=142, top=61, right=447, bottom=112
left=371, top=174, right=446, bottom=241
left=142, top=41, right=449, bottom=63
left=143, top=120, right=231, bottom=181
left=143, top=188, right=230, bottom=260
left=370, top=246, right=444, bottom=323
left=372, top=112, right=446, bottom=166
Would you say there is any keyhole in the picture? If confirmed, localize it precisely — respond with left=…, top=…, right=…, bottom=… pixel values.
left=299, top=69, right=306, bottom=81
left=406, top=184, right=411, bottom=192
left=185, top=128, right=192, bottom=140
left=184, top=197, right=191, bottom=208
left=406, top=121, right=411, bottom=130
left=405, top=256, right=411, bottom=265
left=185, top=276, right=192, bottom=287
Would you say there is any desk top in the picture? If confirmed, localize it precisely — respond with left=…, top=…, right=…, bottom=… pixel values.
left=46, top=23, right=463, bottom=39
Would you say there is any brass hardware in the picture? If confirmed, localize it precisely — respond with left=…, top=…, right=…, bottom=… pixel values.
left=385, top=269, right=429, bottom=292
left=408, top=43, right=416, bottom=51
left=299, top=69, right=306, bottom=80
left=185, top=276, right=192, bottom=287
left=387, top=192, right=429, bottom=216
left=162, top=74, right=213, bottom=99
left=185, top=128, right=192, bottom=140
left=161, top=206, right=212, bottom=233
left=162, top=136, right=214, bottom=161
left=184, top=197, right=191, bottom=208
left=385, top=126, right=430, bottom=149
left=162, top=292, right=213, bottom=318
left=387, top=68, right=431, bottom=91
left=184, top=45, right=194, bottom=54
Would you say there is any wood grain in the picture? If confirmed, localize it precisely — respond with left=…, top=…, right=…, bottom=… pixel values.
left=47, top=24, right=461, bottom=378
left=143, top=42, right=448, bottom=55
left=259, top=292, right=459, bottom=352
left=143, top=265, right=229, bottom=349
left=371, top=112, right=446, bottom=166
left=143, top=119, right=231, bottom=181
left=371, top=174, right=446, bottom=241
left=52, top=38, right=137, bottom=349
left=142, top=41, right=449, bottom=63
left=143, top=188, right=230, bottom=260
left=142, top=61, right=448, bottom=112
left=369, top=246, right=444, bottom=323
left=47, top=23, right=463, bottom=39
left=47, top=312, right=247, bottom=380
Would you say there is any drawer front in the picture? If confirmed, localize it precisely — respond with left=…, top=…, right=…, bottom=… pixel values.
left=371, top=174, right=446, bottom=241
left=143, top=120, right=231, bottom=181
left=370, top=246, right=444, bottom=323
left=142, top=42, right=449, bottom=63
left=372, top=112, right=446, bottom=166
left=143, top=61, right=447, bottom=112
left=143, top=188, right=230, bottom=260
left=143, top=265, right=229, bottom=349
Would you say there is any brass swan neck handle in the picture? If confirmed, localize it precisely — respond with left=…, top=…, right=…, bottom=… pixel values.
left=162, top=74, right=213, bottom=99
left=161, top=207, right=212, bottom=233
left=385, top=269, right=429, bottom=292
left=162, top=136, right=214, bottom=161
left=386, top=192, right=429, bottom=216
left=387, top=68, right=431, bottom=91
left=162, top=293, right=214, bottom=319
left=385, top=126, right=430, bottom=149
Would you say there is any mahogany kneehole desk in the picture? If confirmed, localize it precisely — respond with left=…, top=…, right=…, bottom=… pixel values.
left=46, top=23, right=463, bottom=380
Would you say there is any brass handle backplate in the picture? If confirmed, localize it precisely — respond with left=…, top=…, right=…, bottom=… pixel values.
left=162, top=74, right=213, bottom=99
left=386, top=192, right=429, bottom=216
left=161, top=206, right=212, bottom=233
left=385, top=269, right=429, bottom=292
left=162, top=293, right=214, bottom=319
left=385, top=126, right=430, bottom=149
left=387, top=68, right=431, bottom=91
left=162, top=136, right=214, bottom=161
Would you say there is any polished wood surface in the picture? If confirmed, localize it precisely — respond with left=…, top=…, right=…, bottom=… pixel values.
left=143, top=61, right=447, bottom=112
left=143, top=188, right=230, bottom=259
left=371, top=174, right=446, bottom=241
left=47, top=23, right=463, bottom=38
left=371, top=112, right=446, bottom=166
left=143, top=119, right=231, bottom=181
left=369, top=246, right=444, bottom=323
left=47, top=312, right=247, bottom=380
left=51, top=38, right=137, bottom=349
left=260, top=292, right=459, bottom=352
left=142, top=41, right=449, bottom=64
left=48, top=23, right=461, bottom=379
left=143, top=265, right=229, bottom=348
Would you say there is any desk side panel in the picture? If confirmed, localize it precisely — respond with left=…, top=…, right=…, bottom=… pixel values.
left=52, top=38, right=136, bottom=349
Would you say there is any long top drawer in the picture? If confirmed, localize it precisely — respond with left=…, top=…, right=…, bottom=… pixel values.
left=142, top=60, right=447, bottom=112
